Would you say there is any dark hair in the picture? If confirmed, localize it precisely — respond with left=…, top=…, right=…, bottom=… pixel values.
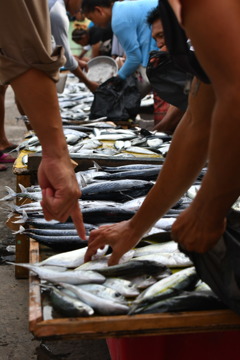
left=72, top=28, right=88, bottom=41
left=82, top=0, right=114, bottom=13
left=146, top=6, right=162, bottom=26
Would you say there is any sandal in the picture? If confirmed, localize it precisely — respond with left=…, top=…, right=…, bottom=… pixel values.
left=0, top=153, right=15, bottom=163
left=0, top=164, right=7, bottom=171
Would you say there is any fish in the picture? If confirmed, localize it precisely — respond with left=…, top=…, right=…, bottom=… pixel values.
left=125, top=146, right=161, bottom=156
left=103, top=278, right=140, bottom=298
left=93, top=162, right=162, bottom=173
left=121, top=196, right=146, bottom=211
left=154, top=217, right=176, bottom=231
left=135, top=290, right=227, bottom=314
left=93, top=167, right=160, bottom=181
left=76, top=284, right=127, bottom=304
left=20, top=232, right=88, bottom=251
left=129, top=267, right=199, bottom=314
left=81, top=206, right=135, bottom=223
left=132, top=252, right=193, bottom=268
left=76, top=250, right=135, bottom=271
left=0, top=185, right=42, bottom=202
left=133, top=242, right=179, bottom=257
left=187, top=185, right=201, bottom=200
left=58, top=282, right=129, bottom=315
left=81, top=179, right=153, bottom=202
left=14, top=225, right=84, bottom=237
left=147, top=138, right=163, bottom=148
left=93, top=260, right=167, bottom=278
left=8, top=262, right=106, bottom=285
left=44, top=285, right=94, bottom=317
left=114, top=140, right=131, bottom=151
left=123, top=275, right=158, bottom=290
left=36, top=245, right=108, bottom=268
left=93, top=134, right=136, bottom=141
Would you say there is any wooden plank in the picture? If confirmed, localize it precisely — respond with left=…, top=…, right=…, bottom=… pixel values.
left=28, top=154, right=164, bottom=172
left=28, top=241, right=240, bottom=340
left=14, top=174, right=32, bottom=278
left=29, top=239, right=43, bottom=331
left=32, top=310, right=240, bottom=339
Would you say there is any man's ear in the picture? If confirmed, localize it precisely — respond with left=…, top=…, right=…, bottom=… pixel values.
left=94, top=6, right=104, bottom=15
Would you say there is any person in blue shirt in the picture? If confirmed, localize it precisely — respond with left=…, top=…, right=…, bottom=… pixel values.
left=81, top=0, right=158, bottom=97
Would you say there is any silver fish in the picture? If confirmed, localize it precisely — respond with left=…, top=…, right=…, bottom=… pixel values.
left=8, top=262, right=106, bottom=285
left=103, top=278, right=140, bottom=297
left=59, top=282, right=129, bottom=315
left=133, top=242, right=178, bottom=257
left=131, top=267, right=198, bottom=309
left=45, top=285, right=94, bottom=317
left=37, top=245, right=108, bottom=268
left=0, top=185, right=42, bottom=202
left=132, top=252, right=192, bottom=268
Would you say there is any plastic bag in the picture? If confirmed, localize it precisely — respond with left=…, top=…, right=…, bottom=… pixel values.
left=146, top=50, right=191, bottom=111
left=90, top=75, right=141, bottom=122
left=182, top=209, right=240, bottom=315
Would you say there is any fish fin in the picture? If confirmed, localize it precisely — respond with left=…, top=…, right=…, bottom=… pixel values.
left=18, top=183, right=27, bottom=193
left=92, top=161, right=103, bottom=172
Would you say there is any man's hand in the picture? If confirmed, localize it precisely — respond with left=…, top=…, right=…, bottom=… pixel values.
left=38, top=156, right=86, bottom=240
left=84, top=220, right=139, bottom=265
left=171, top=206, right=226, bottom=253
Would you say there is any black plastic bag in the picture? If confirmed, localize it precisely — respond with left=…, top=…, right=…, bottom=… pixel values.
left=146, top=50, right=191, bottom=111
left=181, top=209, right=240, bottom=315
left=90, top=75, right=141, bottom=122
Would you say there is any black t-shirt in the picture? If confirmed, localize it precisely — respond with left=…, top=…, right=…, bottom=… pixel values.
left=158, top=0, right=210, bottom=83
left=88, top=25, right=113, bottom=45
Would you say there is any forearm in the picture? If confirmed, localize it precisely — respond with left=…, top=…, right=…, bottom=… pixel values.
left=10, top=69, right=68, bottom=159
left=71, top=66, right=99, bottom=93
left=153, top=105, right=184, bottom=134
left=191, top=93, right=240, bottom=221
left=130, top=80, right=215, bottom=238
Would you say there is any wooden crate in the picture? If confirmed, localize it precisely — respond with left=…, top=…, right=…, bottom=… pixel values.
left=28, top=239, right=240, bottom=340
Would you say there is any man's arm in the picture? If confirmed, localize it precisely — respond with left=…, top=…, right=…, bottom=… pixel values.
left=153, top=104, right=184, bottom=134
left=171, top=0, right=240, bottom=252
left=85, top=78, right=215, bottom=264
left=11, top=69, right=86, bottom=239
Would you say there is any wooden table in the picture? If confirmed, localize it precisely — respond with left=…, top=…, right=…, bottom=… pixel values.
left=28, top=239, right=240, bottom=340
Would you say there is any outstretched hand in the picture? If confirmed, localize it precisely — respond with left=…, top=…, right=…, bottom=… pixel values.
left=84, top=220, right=140, bottom=265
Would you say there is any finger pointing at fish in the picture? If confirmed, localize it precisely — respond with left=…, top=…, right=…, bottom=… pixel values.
left=84, top=220, right=140, bottom=266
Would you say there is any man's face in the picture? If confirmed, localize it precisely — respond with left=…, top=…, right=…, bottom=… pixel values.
left=66, top=0, right=82, bottom=17
left=152, top=19, right=166, bottom=50
left=84, top=7, right=110, bottom=28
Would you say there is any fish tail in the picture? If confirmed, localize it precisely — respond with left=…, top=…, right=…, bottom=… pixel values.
left=12, top=225, right=26, bottom=235
left=0, top=186, right=17, bottom=201
left=13, top=210, right=28, bottom=224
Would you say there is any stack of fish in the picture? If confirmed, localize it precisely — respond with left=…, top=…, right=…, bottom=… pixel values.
left=18, top=126, right=173, bottom=168
left=1, top=162, right=207, bottom=251
left=8, top=245, right=226, bottom=318
left=2, top=158, right=226, bottom=316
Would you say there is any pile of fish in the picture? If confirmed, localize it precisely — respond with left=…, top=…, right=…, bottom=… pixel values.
left=15, top=74, right=174, bottom=164
left=18, top=126, right=173, bottom=167
left=2, top=157, right=226, bottom=316
left=1, top=162, right=207, bottom=252
left=8, top=245, right=226, bottom=318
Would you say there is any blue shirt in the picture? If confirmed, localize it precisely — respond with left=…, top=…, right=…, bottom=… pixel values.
left=112, top=0, right=158, bottom=79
